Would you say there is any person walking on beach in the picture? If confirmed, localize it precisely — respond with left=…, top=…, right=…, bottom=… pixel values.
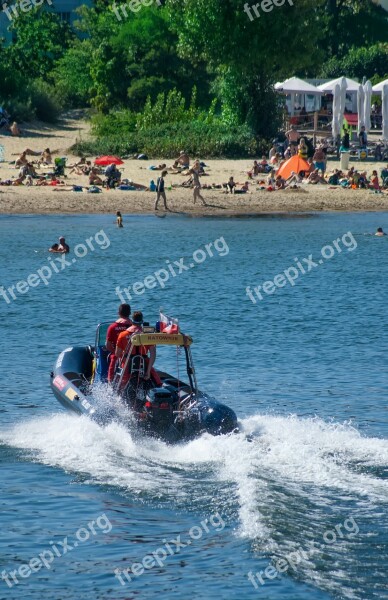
left=155, top=170, right=169, bottom=211
left=191, top=160, right=207, bottom=206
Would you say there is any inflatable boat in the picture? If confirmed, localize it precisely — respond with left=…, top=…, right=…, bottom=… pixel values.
left=50, top=321, right=238, bottom=443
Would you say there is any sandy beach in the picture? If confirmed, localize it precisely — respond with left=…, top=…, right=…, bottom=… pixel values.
left=1, top=114, right=387, bottom=215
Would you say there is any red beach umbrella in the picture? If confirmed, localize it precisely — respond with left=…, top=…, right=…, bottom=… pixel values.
left=94, top=155, right=124, bottom=166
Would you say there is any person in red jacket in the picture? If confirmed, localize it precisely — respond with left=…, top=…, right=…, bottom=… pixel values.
left=106, top=304, right=132, bottom=382
left=115, top=311, right=162, bottom=388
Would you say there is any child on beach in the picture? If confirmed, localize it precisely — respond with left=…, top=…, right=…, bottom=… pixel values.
left=370, top=171, right=380, bottom=191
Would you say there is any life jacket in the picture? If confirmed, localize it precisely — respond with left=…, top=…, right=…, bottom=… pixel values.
left=122, top=325, right=148, bottom=360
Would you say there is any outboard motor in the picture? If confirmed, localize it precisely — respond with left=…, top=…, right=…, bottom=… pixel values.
left=199, top=403, right=239, bottom=436
left=143, top=388, right=175, bottom=433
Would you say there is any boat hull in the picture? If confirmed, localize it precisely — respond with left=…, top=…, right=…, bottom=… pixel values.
left=50, top=346, right=238, bottom=443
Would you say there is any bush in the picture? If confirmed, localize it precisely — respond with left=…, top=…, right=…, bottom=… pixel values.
left=29, top=80, right=61, bottom=123
left=1, top=80, right=61, bottom=123
left=321, top=43, right=388, bottom=81
left=72, top=121, right=267, bottom=158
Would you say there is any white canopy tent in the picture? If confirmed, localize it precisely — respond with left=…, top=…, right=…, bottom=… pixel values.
left=275, top=77, right=323, bottom=95
left=372, top=79, right=388, bottom=94
left=274, top=77, right=323, bottom=116
left=382, top=84, right=388, bottom=142
left=317, top=77, right=360, bottom=93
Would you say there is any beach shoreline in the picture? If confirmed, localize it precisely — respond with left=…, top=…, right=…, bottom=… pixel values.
left=1, top=115, right=387, bottom=215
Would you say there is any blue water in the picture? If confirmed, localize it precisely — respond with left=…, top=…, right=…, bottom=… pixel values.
left=0, top=212, right=387, bottom=600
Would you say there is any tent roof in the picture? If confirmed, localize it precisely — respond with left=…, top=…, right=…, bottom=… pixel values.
left=274, top=77, right=322, bottom=95
left=317, top=77, right=360, bottom=93
left=372, top=79, right=388, bottom=94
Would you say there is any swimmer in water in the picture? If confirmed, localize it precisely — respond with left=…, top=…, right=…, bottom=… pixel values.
left=116, top=211, right=123, bottom=227
left=49, top=237, right=70, bottom=253
left=375, top=227, right=387, bottom=236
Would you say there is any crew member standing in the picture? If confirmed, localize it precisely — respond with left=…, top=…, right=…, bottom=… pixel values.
left=106, top=303, right=132, bottom=382
left=115, top=311, right=162, bottom=387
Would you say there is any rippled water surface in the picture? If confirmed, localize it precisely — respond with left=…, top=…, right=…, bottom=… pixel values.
left=0, top=212, right=387, bottom=600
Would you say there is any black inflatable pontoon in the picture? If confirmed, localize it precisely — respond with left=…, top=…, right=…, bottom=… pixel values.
left=50, top=322, right=238, bottom=443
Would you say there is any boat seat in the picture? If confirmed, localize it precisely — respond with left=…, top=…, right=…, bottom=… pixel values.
left=96, top=345, right=110, bottom=382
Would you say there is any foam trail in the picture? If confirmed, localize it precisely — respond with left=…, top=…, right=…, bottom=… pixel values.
left=2, top=412, right=387, bottom=531
left=2, top=411, right=388, bottom=598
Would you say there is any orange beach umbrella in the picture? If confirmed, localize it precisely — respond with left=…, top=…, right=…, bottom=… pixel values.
left=277, top=155, right=310, bottom=179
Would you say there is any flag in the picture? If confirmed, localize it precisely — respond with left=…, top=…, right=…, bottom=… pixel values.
left=158, top=312, right=179, bottom=334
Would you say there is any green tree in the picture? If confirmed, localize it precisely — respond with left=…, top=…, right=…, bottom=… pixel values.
left=54, top=41, right=94, bottom=107
left=168, top=0, right=325, bottom=135
left=7, top=8, right=73, bottom=79
left=324, top=0, right=388, bottom=57
left=71, top=3, right=211, bottom=111
left=321, top=42, right=388, bottom=80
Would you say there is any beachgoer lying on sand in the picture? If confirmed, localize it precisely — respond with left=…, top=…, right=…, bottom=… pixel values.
left=15, top=151, right=28, bottom=168
left=39, top=148, right=52, bottom=165
left=234, top=182, right=249, bottom=194
left=307, top=169, right=327, bottom=184
left=328, top=169, right=341, bottom=185
left=70, top=161, right=92, bottom=176
left=284, top=171, right=302, bottom=188
left=247, top=160, right=260, bottom=178
left=275, top=175, right=286, bottom=189
left=89, top=168, right=103, bottom=186
left=173, top=151, right=190, bottom=169
left=68, top=157, right=87, bottom=170
left=202, top=183, right=222, bottom=189
left=36, top=177, right=49, bottom=186
left=226, top=177, right=236, bottom=193
left=267, top=173, right=275, bottom=186
left=24, top=148, right=41, bottom=156
left=149, top=163, right=167, bottom=171
left=10, top=122, right=21, bottom=136
left=125, top=179, right=148, bottom=190
left=18, top=163, right=37, bottom=181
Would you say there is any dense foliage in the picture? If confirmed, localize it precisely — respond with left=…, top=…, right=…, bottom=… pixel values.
left=1, top=0, right=388, bottom=151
